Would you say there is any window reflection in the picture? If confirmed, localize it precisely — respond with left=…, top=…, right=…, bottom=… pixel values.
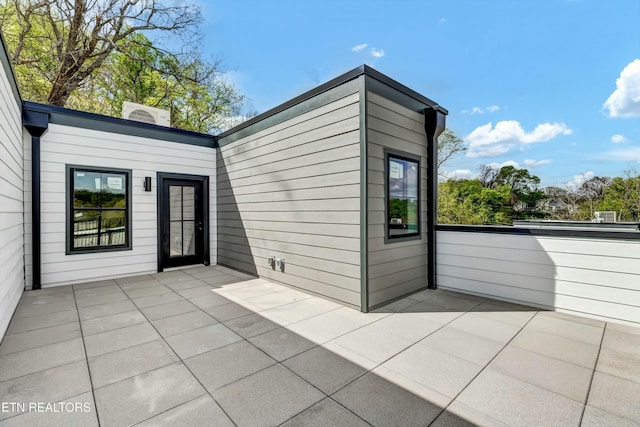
left=388, top=155, right=419, bottom=238
left=71, top=168, right=129, bottom=251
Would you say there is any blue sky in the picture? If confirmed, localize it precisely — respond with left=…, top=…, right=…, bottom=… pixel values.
left=199, top=0, right=640, bottom=187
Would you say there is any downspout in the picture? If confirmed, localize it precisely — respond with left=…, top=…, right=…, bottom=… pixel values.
left=424, top=108, right=446, bottom=289
left=23, top=106, right=49, bottom=290
left=359, top=74, right=369, bottom=312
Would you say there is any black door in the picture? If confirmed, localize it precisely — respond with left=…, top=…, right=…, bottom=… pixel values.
left=158, top=173, right=209, bottom=270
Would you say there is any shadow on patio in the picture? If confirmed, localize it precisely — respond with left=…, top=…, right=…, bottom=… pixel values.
left=1, top=266, right=638, bottom=426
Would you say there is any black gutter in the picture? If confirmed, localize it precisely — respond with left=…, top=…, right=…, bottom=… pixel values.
left=217, top=64, right=448, bottom=141
left=23, top=108, right=49, bottom=290
left=437, top=224, right=640, bottom=241
left=22, top=101, right=215, bottom=148
left=424, top=109, right=446, bottom=290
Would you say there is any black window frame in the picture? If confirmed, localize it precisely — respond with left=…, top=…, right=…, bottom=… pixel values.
left=66, top=165, right=133, bottom=254
left=385, top=150, right=422, bottom=242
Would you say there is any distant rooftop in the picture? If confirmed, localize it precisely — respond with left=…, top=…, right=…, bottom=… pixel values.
left=513, top=220, right=640, bottom=232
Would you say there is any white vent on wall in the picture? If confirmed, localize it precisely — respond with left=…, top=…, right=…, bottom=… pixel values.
left=122, top=101, right=170, bottom=127
left=594, top=211, right=616, bottom=223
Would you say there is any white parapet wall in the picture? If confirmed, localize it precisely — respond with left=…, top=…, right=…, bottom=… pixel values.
left=437, top=229, right=640, bottom=325
left=0, top=37, right=24, bottom=337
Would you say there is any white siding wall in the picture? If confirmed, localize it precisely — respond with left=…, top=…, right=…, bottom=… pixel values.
left=367, top=92, right=428, bottom=307
left=438, top=230, right=640, bottom=325
left=0, top=60, right=24, bottom=337
left=24, top=124, right=216, bottom=288
left=217, top=84, right=362, bottom=306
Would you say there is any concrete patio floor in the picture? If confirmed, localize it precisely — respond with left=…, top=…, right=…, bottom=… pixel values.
left=0, top=266, right=638, bottom=426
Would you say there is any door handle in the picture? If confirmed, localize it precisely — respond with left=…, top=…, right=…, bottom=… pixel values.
left=196, top=221, right=203, bottom=232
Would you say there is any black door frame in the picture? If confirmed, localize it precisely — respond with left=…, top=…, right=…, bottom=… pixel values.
left=157, top=172, right=210, bottom=272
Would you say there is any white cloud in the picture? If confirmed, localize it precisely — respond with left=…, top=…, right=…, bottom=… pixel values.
left=352, top=43, right=368, bottom=52
left=524, top=159, right=552, bottom=167
left=463, top=105, right=500, bottom=114
left=604, top=147, right=640, bottom=161
left=439, top=17, right=447, bottom=24
left=565, top=171, right=595, bottom=190
left=603, top=59, right=640, bottom=118
left=611, top=134, right=627, bottom=144
left=370, top=48, right=384, bottom=58
left=521, top=123, right=573, bottom=143
left=352, top=44, right=385, bottom=61
left=466, top=120, right=572, bottom=158
left=441, top=169, right=476, bottom=180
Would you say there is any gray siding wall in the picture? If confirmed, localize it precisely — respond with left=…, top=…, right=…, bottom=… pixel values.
left=217, top=81, right=362, bottom=306
left=438, top=230, right=640, bottom=325
left=24, top=124, right=216, bottom=288
left=0, top=52, right=24, bottom=337
left=367, top=91, right=428, bottom=307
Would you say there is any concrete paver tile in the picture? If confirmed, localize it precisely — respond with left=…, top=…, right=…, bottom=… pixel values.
left=88, top=339, right=179, bottom=388
left=489, top=345, right=592, bottom=402
left=185, top=341, right=276, bottom=391
left=135, top=395, right=234, bottom=427
left=165, top=323, right=242, bottom=359
left=248, top=327, right=316, bottom=361
left=83, top=322, right=158, bottom=357
left=151, top=310, right=217, bottom=337
left=80, top=310, right=146, bottom=336
left=586, top=372, right=640, bottom=423
left=212, top=364, right=324, bottom=426
left=94, top=362, right=205, bottom=427
left=283, top=346, right=367, bottom=395
left=333, top=372, right=442, bottom=426
left=281, top=398, right=369, bottom=427
left=455, top=369, right=584, bottom=426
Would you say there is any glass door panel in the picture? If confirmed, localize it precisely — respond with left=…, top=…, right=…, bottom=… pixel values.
left=168, top=185, right=197, bottom=257
left=158, top=174, right=207, bottom=270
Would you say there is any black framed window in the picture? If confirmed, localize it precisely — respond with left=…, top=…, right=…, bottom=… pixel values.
left=387, top=152, right=420, bottom=240
left=67, top=166, right=132, bottom=253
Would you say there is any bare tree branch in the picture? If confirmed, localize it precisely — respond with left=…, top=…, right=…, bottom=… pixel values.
left=4, top=0, right=202, bottom=105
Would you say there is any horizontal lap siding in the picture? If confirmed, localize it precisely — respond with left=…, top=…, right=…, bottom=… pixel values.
left=437, top=230, right=640, bottom=325
left=217, top=85, right=362, bottom=306
left=0, top=51, right=24, bottom=338
left=25, top=124, right=216, bottom=288
left=367, top=91, right=429, bottom=307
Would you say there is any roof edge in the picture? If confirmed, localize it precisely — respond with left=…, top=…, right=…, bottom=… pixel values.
left=23, top=101, right=215, bottom=148
left=217, top=65, right=447, bottom=140
left=0, top=31, right=22, bottom=106
left=361, top=65, right=448, bottom=115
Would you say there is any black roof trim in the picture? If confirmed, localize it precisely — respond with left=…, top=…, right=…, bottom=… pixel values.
left=0, top=32, right=22, bottom=107
left=363, top=65, right=448, bottom=115
left=23, top=101, right=215, bottom=148
left=437, top=224, right=640, bottom=241
left=217, top=65, right=447, bottom=140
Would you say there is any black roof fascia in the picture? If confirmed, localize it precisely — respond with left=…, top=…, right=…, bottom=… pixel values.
left=22, top=101, right=215, bottom=148
left=217, top=64, right=447, bottom=141
left=362, top=65, right=448, bottom=115
left=0, top=32, right=22, bottom=107
left=437, top=224, right=640, bottom=241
